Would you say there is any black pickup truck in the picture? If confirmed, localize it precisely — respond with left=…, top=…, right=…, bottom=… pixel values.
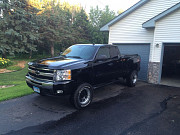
left=26, top=44, right=140, bottom=109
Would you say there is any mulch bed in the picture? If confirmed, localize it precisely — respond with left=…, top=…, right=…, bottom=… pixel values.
left=0, top=61, right=26, bottom=73
left=0, top=85, right=15, bottom=89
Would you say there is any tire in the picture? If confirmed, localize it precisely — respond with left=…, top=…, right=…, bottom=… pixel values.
left=126, top=70, right=138, bottom=87
left=70, top=83, right=93, bottom=109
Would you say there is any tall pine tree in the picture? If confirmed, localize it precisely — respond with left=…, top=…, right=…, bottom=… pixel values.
left=89, top=6, right=116, bottom=44
left=0, top=0, right=39, bottom=58
left=73, top=9, right=91, bottom=44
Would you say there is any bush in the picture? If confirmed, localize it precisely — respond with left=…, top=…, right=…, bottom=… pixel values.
left=0, top=58, right=13, bottom=68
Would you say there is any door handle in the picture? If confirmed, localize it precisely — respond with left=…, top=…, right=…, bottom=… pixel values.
left=108, top=63, right=113, bottom=66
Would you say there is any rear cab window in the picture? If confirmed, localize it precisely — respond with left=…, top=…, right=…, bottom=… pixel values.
left=96, top=47, right=110, bottom=60
left=110, top=46, right=120, bottom=59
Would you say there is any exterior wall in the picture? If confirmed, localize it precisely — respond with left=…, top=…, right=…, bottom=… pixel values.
left=148, top=8, right=180, bottom=83
left=152, top=8, right=180, bottom=62
left=148, top=62, right=160, bottom=84
left=109, top=0, right=180, bottom=62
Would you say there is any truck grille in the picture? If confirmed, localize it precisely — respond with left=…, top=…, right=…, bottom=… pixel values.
left=28, top=66, right=54, bottom=82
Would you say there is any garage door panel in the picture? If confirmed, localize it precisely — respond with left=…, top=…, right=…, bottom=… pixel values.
left=117, top=44, right=150, bottom=81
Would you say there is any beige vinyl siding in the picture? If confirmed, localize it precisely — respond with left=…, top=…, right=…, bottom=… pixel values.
left=152, top=8, right=180, bottom=62
left=109, top=0, right=180, bottom=61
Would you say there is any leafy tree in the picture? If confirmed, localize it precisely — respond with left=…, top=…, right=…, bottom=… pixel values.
left=89, top=5, right=116, bottom=44
left=0, top=0, right=117, bottom=58
left=58, top=4, right=81, bottom=50
left=36, top=1, right=91, bottom=57
left=26, top=1, right=116, bottom=56
left=89, top=6, right=102, bottom=27
left=0, top=0, right=40, bottom=58
left=73, top=9, right=91, bottom=44
left=117, top=9, right=124, bottom=14
left=38, top=1, right=73, bottom=57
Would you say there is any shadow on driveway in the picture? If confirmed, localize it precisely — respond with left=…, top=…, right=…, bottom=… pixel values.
left=0, top=81, right=128, bottom=134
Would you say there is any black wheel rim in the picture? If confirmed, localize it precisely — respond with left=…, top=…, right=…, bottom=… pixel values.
left=78, top=86, right=91, bottom=105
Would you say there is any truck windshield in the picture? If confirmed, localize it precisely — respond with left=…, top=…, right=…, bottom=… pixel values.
left=61, top=45, right=98, bottom=60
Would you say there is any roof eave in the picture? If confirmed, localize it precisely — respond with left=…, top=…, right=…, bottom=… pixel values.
left=100, top=25, right=110, bottom=31
left=142, top=22, right=155, bottom=28
left=100, top=0, right=149, bottom=32
left=142, top=2, right=180, bottom=28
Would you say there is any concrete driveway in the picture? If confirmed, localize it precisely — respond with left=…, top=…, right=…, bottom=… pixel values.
left=0, top=81, right=128, bottom=134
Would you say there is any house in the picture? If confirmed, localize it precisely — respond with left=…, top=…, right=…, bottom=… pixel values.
left=101, top=0, right=180, bottom=87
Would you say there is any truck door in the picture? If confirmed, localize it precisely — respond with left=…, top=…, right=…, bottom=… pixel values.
left=109, top=46, right=122, bottom=79
left=93, top=46, right=113, bottom=85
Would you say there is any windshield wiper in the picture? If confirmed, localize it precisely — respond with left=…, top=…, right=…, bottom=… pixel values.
left=67, top=56, right=82, bottom=59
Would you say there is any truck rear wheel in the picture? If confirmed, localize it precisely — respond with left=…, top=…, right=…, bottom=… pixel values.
left=70, top=83, right=93, bottom=109
left=126, top=70, right=138, bottom=87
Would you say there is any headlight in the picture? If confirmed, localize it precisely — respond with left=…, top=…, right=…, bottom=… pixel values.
left=28, top=62, right=33, bottom=66
left=55, top=70, right=71, bottom=81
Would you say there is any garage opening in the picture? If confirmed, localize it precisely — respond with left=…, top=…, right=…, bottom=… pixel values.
left=161, top=44, right=180, bottom=87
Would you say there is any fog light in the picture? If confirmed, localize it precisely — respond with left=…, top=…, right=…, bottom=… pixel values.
left=57, top=90, right=63, bottom=94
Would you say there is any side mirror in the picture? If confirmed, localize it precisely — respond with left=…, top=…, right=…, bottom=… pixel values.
left=96, top=55, right=108, bottom=61
left=58, top=52, right=63, bottom=56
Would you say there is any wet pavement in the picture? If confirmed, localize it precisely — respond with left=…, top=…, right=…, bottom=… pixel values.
left=0, top=82, right=126, bottom=135
left=1, top=82, right=180, bottom=135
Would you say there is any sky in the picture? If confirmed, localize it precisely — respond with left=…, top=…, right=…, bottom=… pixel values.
left=60, top=0, right=140, bottom=13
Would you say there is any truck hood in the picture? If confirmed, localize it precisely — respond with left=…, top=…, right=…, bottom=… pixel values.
left=31, top=56, right=88, bottom=70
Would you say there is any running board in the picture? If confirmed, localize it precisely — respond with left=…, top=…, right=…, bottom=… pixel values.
left=93, top=79, right=124, bottom=89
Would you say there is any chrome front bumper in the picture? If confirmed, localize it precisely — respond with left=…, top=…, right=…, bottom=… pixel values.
left=26, top=73, right=76, bottom=95
left=26, top=75, right=53, bottom=86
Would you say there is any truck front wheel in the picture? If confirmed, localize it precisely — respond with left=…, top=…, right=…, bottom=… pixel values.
left=70, top=83, right=93, bottom=109
left=126, top=70, right=138, bottom=87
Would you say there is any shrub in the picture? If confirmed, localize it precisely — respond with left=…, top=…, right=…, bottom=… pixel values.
left=0, top=58, right=13, bottom=68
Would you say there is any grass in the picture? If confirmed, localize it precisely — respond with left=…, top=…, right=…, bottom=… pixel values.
left=6, top=65, right=22, bottom=70
left=0, top=60, right=34, bottom=102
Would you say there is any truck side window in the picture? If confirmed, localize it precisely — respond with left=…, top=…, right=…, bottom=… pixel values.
left=96, top=47, right=110, bottom=59
left=110, top=46, right=119, bottom=59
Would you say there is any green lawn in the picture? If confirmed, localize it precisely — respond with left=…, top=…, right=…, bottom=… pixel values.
left=0, top=63, right=34, bottom=102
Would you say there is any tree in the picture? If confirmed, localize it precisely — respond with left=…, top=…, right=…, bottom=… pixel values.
left=38, top=1, right=71, bottom=57
left=89, top=6, right=102, bottom=27
left=73, top=9, right=91, bottom=44
left=99, top=6, right=116, bottom=27
left=117, top=9, right=124, bottom=15
left=0, top=0, right=40, bottom=58
left=35, top=1, right=90, bottom=57
left=27, top=0, right=57, bottom=14
left=89, top=5, right=116, bottom=44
